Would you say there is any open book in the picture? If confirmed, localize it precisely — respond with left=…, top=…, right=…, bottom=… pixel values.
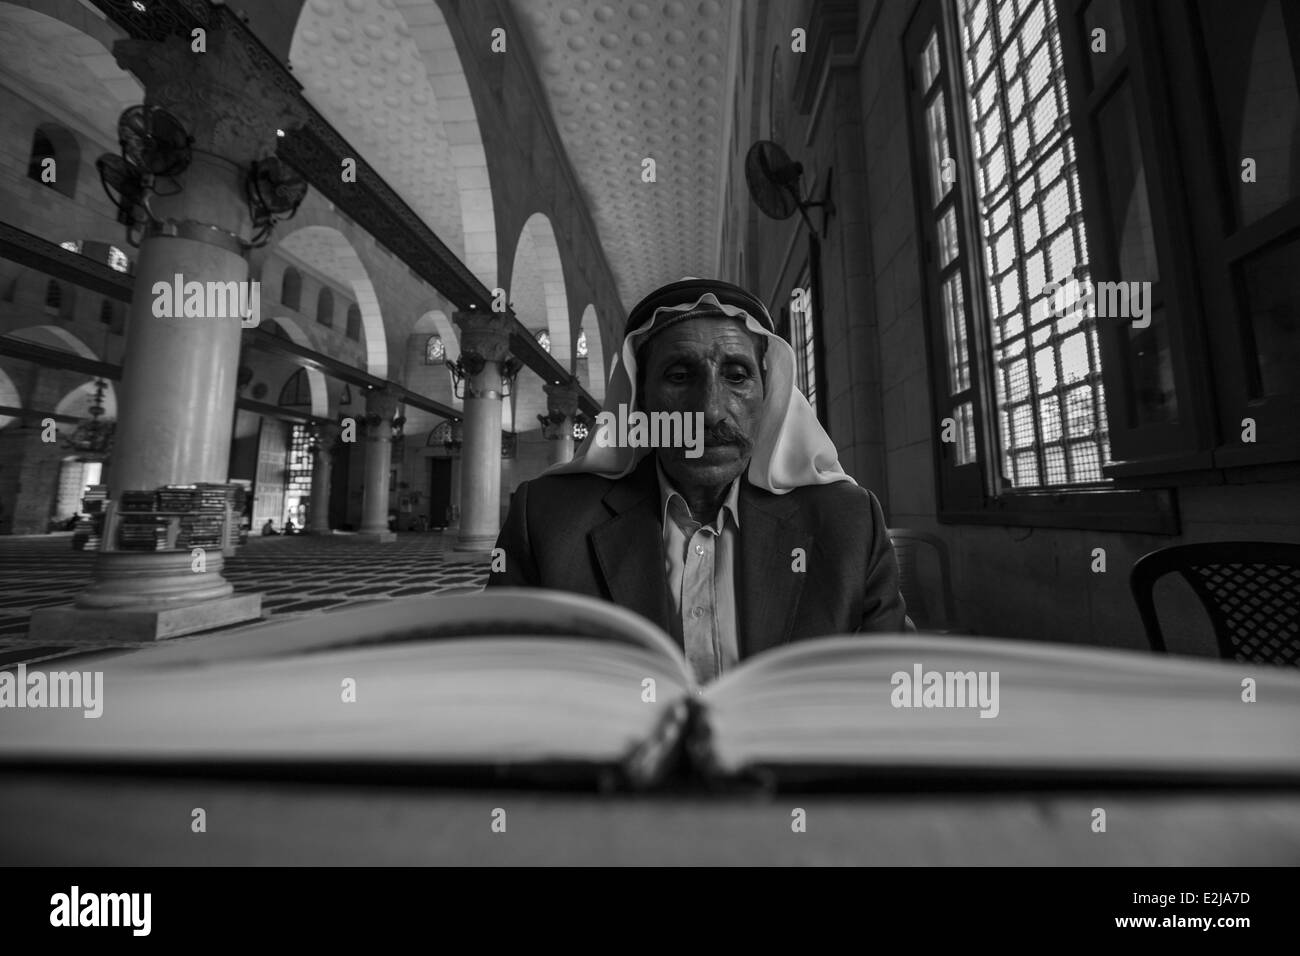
left=2, top=589, right=1298, bottom=789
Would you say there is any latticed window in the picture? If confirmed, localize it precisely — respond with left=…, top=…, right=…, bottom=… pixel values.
left=425, top=334, right=444, bottom=364
left=790, top=273, right=817, bottom=407
left=910, top=0, right=1110, bottom=505
left=576, top=329, right=588, bottom=359
left=955, top=0, right=1108, bottom=487
left=107, top=246, right=129, bottom=273
left=285, top=424, right=314, bottom=525
left=535, top=329, right=550, bottom=353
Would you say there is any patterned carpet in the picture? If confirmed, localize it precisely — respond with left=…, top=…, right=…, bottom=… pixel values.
left=0, top=532, right=488, bottom=666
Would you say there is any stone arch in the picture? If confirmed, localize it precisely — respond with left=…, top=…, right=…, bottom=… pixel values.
left=507, top=213, right=571, bottom=365
left=288, top=0, right=498, bottom=288
left=579, top=304, right=606, bottom=402
left=261, top=315, right=329, bottom=419
left=405, top=308, right=461, bottom=436
left=4, top=325, right=111, bottom=434
left=0, top=2, right=141, bottom=148
left=6, top=324, right=98, bottom=359
left=273, top=224, right=388, bottom=379
left=53, top=378, right=118, bottom=438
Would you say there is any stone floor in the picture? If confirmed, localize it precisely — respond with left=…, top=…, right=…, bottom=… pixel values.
left=0, top=532, right=488, bottom=666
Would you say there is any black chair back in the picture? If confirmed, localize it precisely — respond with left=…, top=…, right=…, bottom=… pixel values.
left=1130, top=541, right=1300, bottom=666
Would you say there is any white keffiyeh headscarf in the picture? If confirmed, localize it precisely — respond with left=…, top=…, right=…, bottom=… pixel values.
left=547, top=279, right=854, bottom=493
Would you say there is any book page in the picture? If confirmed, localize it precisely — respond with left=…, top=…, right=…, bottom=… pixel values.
left=701, top=634, right=1300, bottom=783
left=0, top=591, right=695, bottom=783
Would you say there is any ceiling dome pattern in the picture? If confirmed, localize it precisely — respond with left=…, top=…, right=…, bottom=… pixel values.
left=289, top=0, right=498, bottom=288
left=508, top=0, right=737, bottom=308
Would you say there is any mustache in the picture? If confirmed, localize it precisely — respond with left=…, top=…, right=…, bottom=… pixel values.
left=702, top=420, right=752, bottom=450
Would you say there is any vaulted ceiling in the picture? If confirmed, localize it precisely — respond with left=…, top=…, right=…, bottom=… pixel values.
left=507, top=0, right=740, bottom=309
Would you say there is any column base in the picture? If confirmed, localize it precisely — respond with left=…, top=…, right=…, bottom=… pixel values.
left=453, top=531, right=498, bottom=552
left=353, top=531, right=397, bottom=544
left=27, top=593, right=264, bottom=644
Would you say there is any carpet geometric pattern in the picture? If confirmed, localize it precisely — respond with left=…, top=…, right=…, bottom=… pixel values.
left=0, top=532, right=489, bottom=667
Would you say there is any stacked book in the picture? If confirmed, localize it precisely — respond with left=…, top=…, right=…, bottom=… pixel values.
left=72, top=486, right=109, bottom=551
left=159, top=485, right=228, bottom=551
left=117, top=490, right=157, bottom=513
left=117, top=515, right=171, bottom=551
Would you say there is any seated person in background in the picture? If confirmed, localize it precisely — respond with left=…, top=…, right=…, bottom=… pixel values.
left=63, top=512, right=80, bottom=531
left=490, top=278, right=912, bottom=684
left=261, top=519, right=279, bottom=536
left=284, top=519, right=296, bottom=535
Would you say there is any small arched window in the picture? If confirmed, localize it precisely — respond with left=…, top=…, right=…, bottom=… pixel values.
left=316, top=287, right=334, bottom=328
left=576, top=329, right=588, bottom=359
left=27, top=124, right=79, bottom=198
left=768, top=47, right=786, bottom=145
left=107, top=246, right=129, bottom=273
left=45, top=279, right=61, bottom=314
left=281, top=267, right=302, bottom=311
left=278, top=368, right=312, bottom=406
left=346, top=304, right=361, bottom=341
left=535, top=329, right=550, bottom=353
left=425, top=334, right=445, bottom=364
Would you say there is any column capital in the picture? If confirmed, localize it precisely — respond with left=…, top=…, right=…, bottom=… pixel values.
left=363, top=387, right=402, bottom=427
left=452, top=311, right=514, bottom=365
left=113, top=31, right=308, bottom=166
left=543, top=382, right=581, bottom=419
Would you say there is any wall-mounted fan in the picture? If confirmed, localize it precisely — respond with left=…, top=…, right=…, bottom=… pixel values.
left=95, top=105, right=195, bottom=247
left=744, top=140, right=834, bottom=235
left=118, top=104, right=193, bottom=178
left=244, top=156, right=308, bottom=248
left=95, top=154, right=149, bottom=242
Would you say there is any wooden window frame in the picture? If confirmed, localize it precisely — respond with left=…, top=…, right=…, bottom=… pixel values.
left=904, top=0, right=1177, bottom=532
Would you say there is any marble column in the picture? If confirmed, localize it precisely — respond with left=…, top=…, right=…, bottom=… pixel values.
left=544, top=382, right=579, bottom=465
left=450, top=311, right=512, bottom=554
left=308, top=421, right=340, bottom=534
left=29, top=30, right=305, bottom=643
left=358, top=388, right=400, bottom=542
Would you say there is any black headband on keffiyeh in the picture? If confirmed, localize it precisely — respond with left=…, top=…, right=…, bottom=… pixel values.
left=547, top=278, right=854, bottom=494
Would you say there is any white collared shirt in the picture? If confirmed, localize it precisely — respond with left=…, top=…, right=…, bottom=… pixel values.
left=656, top=459, right=741, bottom=685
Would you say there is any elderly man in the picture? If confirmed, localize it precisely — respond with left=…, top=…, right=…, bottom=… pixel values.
left=489, top=278, right=911, bottom=682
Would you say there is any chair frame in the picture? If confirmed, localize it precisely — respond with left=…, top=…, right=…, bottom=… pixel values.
left=1129, top=541, right=1300, bottom=662
left=887, top=528, right=957, bottom=630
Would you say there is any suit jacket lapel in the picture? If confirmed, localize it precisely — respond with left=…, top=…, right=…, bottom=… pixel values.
left=738, top=483, right=811, bottom=659
left=589, top=456, right=680, bottom=646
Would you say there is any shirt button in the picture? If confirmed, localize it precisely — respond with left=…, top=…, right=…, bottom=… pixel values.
left=694, top=544, right=705, bottom=555
left=692, top=606, right=705, bottom=618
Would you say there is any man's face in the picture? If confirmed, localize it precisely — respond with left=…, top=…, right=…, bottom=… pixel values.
left=639, top=316, right=766, bottom=491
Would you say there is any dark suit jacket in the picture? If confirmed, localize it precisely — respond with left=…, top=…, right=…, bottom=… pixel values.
left=487, top=454, right=911, bottom=659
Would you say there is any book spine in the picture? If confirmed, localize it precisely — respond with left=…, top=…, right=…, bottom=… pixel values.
left=620, top=697, right=692, bottom=789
